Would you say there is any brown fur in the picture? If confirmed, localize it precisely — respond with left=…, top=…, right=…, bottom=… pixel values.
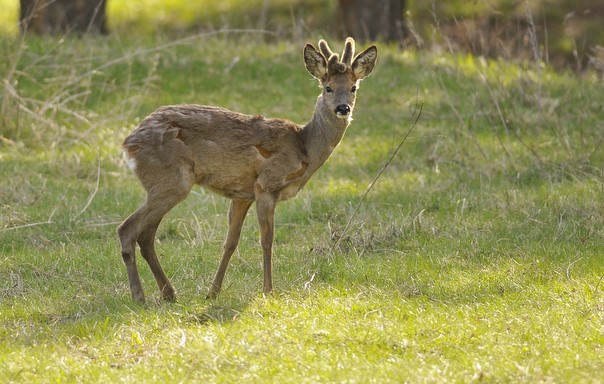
left=118, top=39, right=377, bottom=303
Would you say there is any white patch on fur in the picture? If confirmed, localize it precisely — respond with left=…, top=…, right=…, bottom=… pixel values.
left=125, top=151, right=137, bottom=171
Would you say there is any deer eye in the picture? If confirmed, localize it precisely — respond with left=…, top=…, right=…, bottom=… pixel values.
left=325, top=86, right=333, bottom=93
left=351, top=85, right=357, bottom=93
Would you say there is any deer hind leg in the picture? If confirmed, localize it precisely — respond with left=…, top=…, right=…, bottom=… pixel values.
left=138, top=220, right=176, bottom=301
left=118, top=170, right=193, bottom=304
left=118, top=209, right=146, bottom=303
left=207, top=199, right=253, bottom=299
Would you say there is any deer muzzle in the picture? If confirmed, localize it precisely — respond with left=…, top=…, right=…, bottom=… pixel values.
left=334, top=104, right=351, bottom=119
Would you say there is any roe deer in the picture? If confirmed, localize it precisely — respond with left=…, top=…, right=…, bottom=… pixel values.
left=118, top=38, right=377, bottom=303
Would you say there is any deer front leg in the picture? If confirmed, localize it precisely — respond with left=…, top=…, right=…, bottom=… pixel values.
left=255, top=192, right=278, bottom=295
left=207, top=199, right=253, bottom=299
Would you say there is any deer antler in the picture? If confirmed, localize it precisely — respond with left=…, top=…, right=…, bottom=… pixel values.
left=341, top=37, right=355, bottom=66
left=317, top=39, right=350, bottom=74
left=318, top=39, right=333, bottom=59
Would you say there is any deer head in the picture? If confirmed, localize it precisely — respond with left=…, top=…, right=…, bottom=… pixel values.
left=304, top=37, right=377, bottom=121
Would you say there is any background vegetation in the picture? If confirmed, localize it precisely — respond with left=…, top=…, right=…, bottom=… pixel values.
left=1, top=0, right=603, bottom=382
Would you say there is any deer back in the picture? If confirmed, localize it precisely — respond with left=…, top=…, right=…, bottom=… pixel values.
left=123, top=105, right=309, bottom=201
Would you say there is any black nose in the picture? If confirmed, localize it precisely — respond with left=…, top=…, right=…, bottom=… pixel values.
left=335, top=104, right=351, bottom=115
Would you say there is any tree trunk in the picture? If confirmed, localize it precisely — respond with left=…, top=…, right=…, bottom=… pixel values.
left=20, top=0, right=108, bottom=35
left=338, top=0, right=407, bottom=42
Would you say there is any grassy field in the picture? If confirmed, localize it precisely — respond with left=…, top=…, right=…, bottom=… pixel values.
left=1, top=7, right=604, bottom=383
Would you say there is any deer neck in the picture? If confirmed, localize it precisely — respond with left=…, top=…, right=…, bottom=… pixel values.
left=300, top=95, right=351, bottom=174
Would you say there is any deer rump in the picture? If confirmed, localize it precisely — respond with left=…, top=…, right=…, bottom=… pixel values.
left=123, top=104, right=309, bottom=202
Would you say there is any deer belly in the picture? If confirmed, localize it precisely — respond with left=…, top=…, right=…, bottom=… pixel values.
left=205, top=185, right=255, bottom=200
left=200, top=173, right=256, bottom=201
left=279, top=181, right=304, bottom=201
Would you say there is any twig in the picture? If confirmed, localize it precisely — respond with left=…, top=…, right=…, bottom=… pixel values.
left=0, top=135, right=16, bottom=146
left=593, top=272, right=604, bottom=295
left=565, top=255, right=582, bottom=281
left=435, top=72, right=488, bottom=160
left=83, top=220, right=122, bottom=228
left=0, top=220, right=55, bottom=233
left=333, top=101, right=423, bottom=250
left=525, top=0, right=542, bottom=116
left=587, top=129, right=604, bottom=161
left=49, top=28, right=278, bottom=103
left=3, top=79, right=58, bottom=130
left=75, top=155, right=101, bottom=218
left=480, top=72, right=510, bottom=136
left=480, top=72, right=542, bottom=164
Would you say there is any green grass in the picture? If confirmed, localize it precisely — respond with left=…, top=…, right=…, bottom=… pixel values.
left=1, top=19, right=604, bottom=384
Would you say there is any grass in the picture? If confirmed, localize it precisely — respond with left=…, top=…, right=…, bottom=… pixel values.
left=1, top=5, right=604, bottom=382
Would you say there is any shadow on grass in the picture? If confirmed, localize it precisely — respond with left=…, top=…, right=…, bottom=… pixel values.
left=187, top=302, right=248, bottom=324
left=111, top=288, right=254, bottom=325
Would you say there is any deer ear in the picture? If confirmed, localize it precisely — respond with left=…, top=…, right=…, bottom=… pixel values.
left=352, top=45, right=378, bottom=80
left=304, top=44, right=328, bottom=80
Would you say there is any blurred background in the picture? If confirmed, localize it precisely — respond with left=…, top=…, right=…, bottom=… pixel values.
left=4, top=0, right=604, bottom=72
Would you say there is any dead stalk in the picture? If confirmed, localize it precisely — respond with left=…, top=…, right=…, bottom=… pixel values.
left=75, top=155, right=101, bottom=219
left=333, top=100, right=423, bottom=251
